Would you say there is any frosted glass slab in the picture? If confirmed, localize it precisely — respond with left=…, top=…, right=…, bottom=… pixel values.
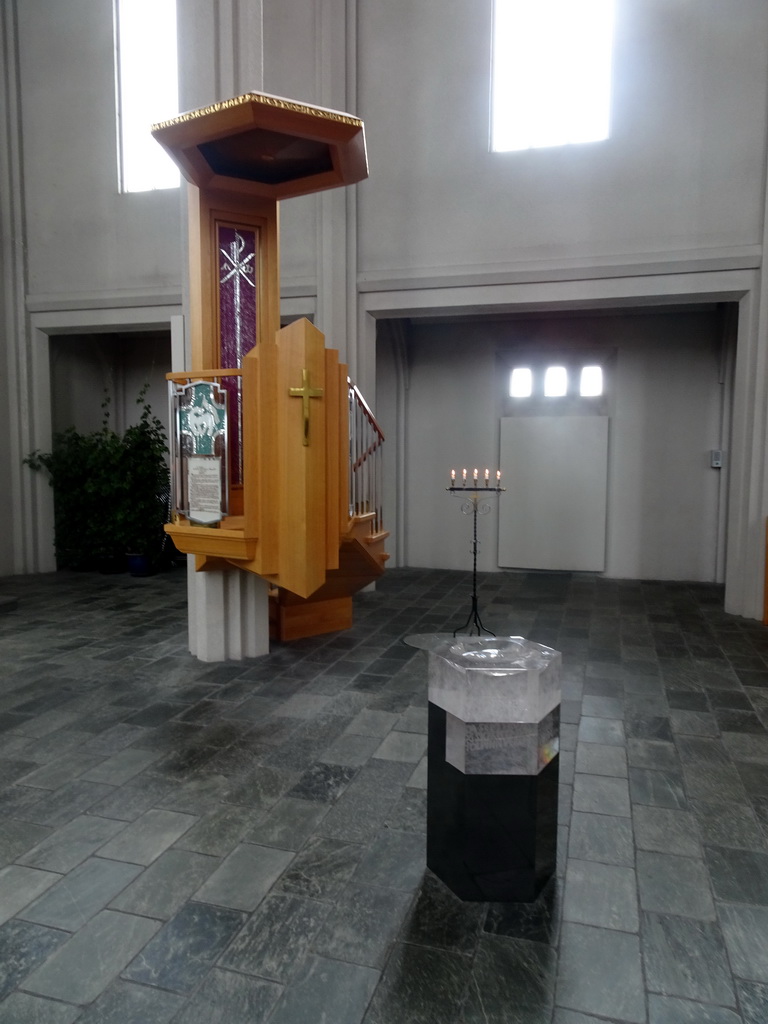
left=445, top=708, right=560, bottom=775
left=404, top=632, right=495, bottom=651
left=426, top=636, right=561, bottom=724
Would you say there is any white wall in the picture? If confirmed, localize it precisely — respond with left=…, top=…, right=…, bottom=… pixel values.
left=356, top=0, right=768, bottom=283
left=607, top=320, right=724, bottom=581
left=2, top=0, right=768, bottom=617
left=379, top=309, right=727, bottom=582
left=16, top=0, right=182, bottom=305
left=49, top=333, right=172, bottom=439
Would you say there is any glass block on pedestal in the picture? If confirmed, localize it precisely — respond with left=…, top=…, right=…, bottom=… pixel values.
left=428, top=636, right=561, bottom=723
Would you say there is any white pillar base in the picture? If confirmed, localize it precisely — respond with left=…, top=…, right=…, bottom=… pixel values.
left=187, top=566, right=270, bottom=662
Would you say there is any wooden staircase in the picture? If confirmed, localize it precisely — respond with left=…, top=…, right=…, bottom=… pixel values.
left=165, top=318, right=388, bottom=641
left=270, top=513, right=389, bottom=640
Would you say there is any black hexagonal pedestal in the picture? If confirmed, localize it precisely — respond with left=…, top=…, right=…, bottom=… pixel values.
left=427, top=702, right=559, bottom=903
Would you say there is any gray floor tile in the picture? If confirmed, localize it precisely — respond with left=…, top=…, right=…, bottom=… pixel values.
left=97, top=808, right=197, bottom=865
left=363, top=942, right=469, bottom=1024
left=577, top=717, right=625, bottom=746
left=683, top=761, right=748, bottom=804
left=172, top=802, right=266, bottom=856
left=737, top=979, right=768, bottom=1024
left=19, top=780, right=117, bottom=827
left=122, top=902, right=246, bottom=994
left=568, top=811, right=635, bottom=866
left=705, top=845, right=768, bottom=904
left=170, top=967, right=282, bottom=1024
left=629, top=767, right=687, bottom=809
left=556, top=923, right=645, bottom=1022
left=574, top=742, right=627, bottom=778
left=372, top=730, right=428, bottom=763
left=642, top=911, right=735, bottom=1006
left=20, top=856, right=142, bottom=930
left=398, top=871, right=483, bottom=956
left=637, top=850, right=715, bottom=919
left=17, top=814, right=126, bottom=873
left=0, top=992, right=82, bottom=1024
left=193, top=842, right=294, bottom=911
left=220, top=892, right=329, bottom=981
left=0, top=918, right=71, bottom=1000
left=627, top=738, right=679, bottom=771
left=354, top=829, right=426, bottom=892
left=718, top=903, right=768, bottom=982
left=74, top=978, right=185, bottom=1024
left=271, top=954, right=379, bottom=1024
left=322, top=732, right=383, bottom=766
left=78, top=747, right=163, bottom=785
left=0, top=864, right=60, bottom=926
left=562, top=859, right=638, bottom=931
left=23, top=909, right=161, bottom=1004
left=18, top=750, right=105, bottom=789
left=243, top=796, right=329, bottom=850
left=692, top=799, right=765, bottom=850
left=108, top=848, right=220, bottom=918
left=484, top=878, right=561, bottom=945
left=277, top=836, right=363, bottom=901
left=572, top=774, right=631, bottom=817
left=7, top=567, right=768, bottom=1023
left=316, top=882, right=413, bottom=968
left=316, top=760, right=413, bottom=843
left=648, top=994, right=741, bottom=1023
left=462, top=934, right=557, bottom=1024
left=633, top=804, right=701, bottom=856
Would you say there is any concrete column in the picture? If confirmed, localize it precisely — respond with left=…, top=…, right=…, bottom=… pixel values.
left=187, top=567, right=270, bottom=662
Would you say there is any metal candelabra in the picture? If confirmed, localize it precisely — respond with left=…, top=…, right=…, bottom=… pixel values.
left=446, top=482, right=505, bottom=636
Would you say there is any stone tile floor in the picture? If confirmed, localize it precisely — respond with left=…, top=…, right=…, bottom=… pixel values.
left=0, top=565, right=768, bottom=1022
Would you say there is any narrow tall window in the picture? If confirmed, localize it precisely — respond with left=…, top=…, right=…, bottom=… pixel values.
left=115, top=0, right=179, bottom=193
left=492, top=0, right=614, bottom=153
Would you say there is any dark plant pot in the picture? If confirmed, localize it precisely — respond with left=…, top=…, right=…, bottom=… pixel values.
left=99, top=555, right=126, bottom=575
left=127, top=553, right=155, bottom=577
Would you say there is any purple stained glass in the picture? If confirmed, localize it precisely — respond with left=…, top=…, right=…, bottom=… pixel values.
left=218, top=224, right=258, bottom=486
left=218, top=225, right=258, bottom=368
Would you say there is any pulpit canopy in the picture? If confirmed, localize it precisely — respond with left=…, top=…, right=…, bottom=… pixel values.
left=152, top=91, right=368, bottom=200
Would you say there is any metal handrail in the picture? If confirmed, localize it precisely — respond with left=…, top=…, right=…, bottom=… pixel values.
left=348, top=379, right=385, bottom=534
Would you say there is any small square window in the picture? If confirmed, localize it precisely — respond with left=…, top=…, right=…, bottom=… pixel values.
left=510, top=367, right=533, bottom=397
left=544, top=366, right=568, bottom=397
left=580, top=365, right=603, bottom=396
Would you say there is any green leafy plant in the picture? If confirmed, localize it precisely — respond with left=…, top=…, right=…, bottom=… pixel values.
left=24, top=386, right=170, bottom=569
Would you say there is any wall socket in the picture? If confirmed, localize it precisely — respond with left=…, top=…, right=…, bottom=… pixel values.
left=711, top=449, right=723, bottom=469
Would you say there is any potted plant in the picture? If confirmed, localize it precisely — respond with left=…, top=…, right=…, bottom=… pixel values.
left=118, top=391, right=171, bottom=575
left=25, top=386, right=170, bottom=573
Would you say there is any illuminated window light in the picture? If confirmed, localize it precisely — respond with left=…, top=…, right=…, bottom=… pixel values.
left=544, top=366, right=568, bottom=397
left=580, top=365, right=603, bottom=396
left=491, top=0, right=614, bottom=153
left=115, top=0, right=179, bottom=193
left=510, top=367, right=533, bottom=397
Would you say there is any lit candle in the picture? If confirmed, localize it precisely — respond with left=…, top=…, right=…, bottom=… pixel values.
left=496, top=470, right=502, bottom=484
left=450, top=469, right=456, bottom=486
left=473, top=468, right=478, bottom=482
left=462, top=468, right=467, bottom=485
left=484, top=468, right=490, bottom=486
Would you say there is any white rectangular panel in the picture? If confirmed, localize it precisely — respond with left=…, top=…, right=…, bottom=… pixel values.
left=498, top=417, right=608, bottom=572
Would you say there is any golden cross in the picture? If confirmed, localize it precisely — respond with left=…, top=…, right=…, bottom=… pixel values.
left=288, top=368, right=323, bottom=446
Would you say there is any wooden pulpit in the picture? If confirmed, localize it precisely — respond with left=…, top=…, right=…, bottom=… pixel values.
left=153, top=93, right=387, bottom=637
